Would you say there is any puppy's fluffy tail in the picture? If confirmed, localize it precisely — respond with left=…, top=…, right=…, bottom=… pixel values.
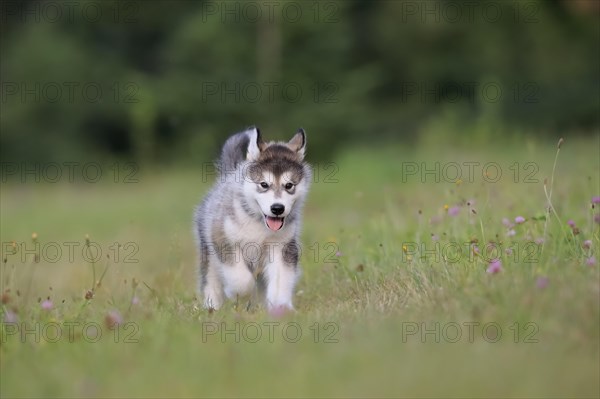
left=217, top=127, right=257, bottom=175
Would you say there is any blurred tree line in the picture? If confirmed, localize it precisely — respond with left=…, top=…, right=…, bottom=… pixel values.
left=1, top=0, right=598, bottom=164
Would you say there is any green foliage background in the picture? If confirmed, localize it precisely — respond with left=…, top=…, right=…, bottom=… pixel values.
left=1, top=0, right=599, bottom=164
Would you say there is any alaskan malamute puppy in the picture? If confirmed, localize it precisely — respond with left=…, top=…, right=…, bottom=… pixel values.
left=194, top=127, right=311, bottom=313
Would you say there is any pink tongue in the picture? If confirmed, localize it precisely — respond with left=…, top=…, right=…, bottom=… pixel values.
left=265, top=216, right=284, bottom=231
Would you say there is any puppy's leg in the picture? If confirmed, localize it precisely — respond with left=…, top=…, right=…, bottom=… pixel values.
left=201, top=254, right=224, bottom=310
left=264, top=241, right=300, bottom=313
left=221, top=246, right=256, bottom=300
left=197, top=218, right=225, bottom=310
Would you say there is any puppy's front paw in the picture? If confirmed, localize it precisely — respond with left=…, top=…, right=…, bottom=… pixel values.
left=268, top=303, right=294, bottom=318
left=203, top=295, right=222, bottom=312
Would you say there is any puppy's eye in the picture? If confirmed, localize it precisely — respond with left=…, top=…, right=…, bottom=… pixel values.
left=260, top=182, right=269, bottom=189
left=284, top=182, right=294, bottom=190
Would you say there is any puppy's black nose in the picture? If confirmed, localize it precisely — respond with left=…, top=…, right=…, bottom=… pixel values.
left=271, top=203, right=285, bottom=216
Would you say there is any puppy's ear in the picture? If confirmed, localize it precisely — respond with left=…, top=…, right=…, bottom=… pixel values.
left=246, top=126, right=265, bottom=161
left=288, top=128, right=306, bottom=159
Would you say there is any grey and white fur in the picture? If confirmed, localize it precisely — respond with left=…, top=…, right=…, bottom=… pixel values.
left=193, top=127, right=311, bottom=312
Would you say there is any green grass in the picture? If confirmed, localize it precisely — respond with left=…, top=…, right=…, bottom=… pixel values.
left=1, top=135, right=599, bottom=398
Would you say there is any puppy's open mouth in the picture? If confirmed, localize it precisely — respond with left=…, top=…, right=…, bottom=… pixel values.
left=264, top=215, right=284, bottom=231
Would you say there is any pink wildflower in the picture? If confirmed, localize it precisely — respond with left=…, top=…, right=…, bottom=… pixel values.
left=486, top=259, right=502, bottom=274
left=448, top=206, right=460, bottom=216
left=536, top=276, right=549, bottom=289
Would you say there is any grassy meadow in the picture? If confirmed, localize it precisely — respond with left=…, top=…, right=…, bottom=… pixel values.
left=1, top=135, right=599, bottom=398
